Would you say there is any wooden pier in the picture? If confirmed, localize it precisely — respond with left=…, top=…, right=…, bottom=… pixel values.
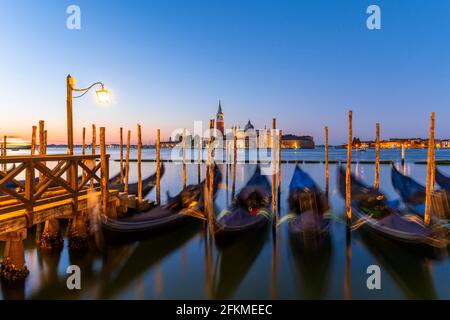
left=0, top=154, right=125, bottom=282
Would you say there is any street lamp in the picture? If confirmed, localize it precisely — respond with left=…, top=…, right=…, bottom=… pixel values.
left=66, top=74, right=111, bottom=155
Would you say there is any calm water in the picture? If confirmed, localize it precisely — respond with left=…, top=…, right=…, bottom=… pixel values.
left=1, top=147, right=449, bottom=300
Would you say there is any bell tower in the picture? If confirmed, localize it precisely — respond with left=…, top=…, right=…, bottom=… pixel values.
left=216, top=100, right=224, bottom=136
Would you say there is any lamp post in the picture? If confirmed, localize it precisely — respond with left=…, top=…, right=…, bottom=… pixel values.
left=66, top=74, right=110, bottom=155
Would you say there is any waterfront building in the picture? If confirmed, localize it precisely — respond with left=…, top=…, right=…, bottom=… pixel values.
left=281, top=134, right=315, bottom=149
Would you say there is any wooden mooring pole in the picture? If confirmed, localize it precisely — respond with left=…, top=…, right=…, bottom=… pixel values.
left=2, top=136, right=6, bottom=173
left=424, top=112, right=435, bottom=225
left=156, top=129, right=161, bottom=206
left=82, top=127, right=86, bottom=155
left=231, top=126, right=237, bottom=199
left=31, top=126, right=37, bottom=156
left=375, top=123, right=380, bottom=191
left=35, top=120, right=45, bottom=244
left=120, top=127, right=124, bottom=184
left=100, top=127, right=110, bottom=217
left=40, top=127, right=63, bottom=249
left=277, top=129, right=282, bottom=213
left=197, top=134, right=201, bottom=184
left=346, top=111, right=353, bottom=233
left=272, top=118, right=277, bottom=222
left=125, top=130, right=131, bottom=193
left=90, top=124, right=97, bottom=188
left=325, top=126, right=329, bottom=195
left=137, top=124, right=143, bottom=204
left=182, top=128, right=187, bottom=189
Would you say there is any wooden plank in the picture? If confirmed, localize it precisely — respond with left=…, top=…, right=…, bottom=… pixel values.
left=0, top=190, right=118, bottom=235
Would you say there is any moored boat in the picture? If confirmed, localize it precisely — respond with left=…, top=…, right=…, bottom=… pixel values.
left=101, top=164, right=220, bottom=245
left=391, top=165, right=449, bottom=227
left=286, top=165, right=331, bottom=248
left=338, top=167, right=447, bottom=254
left=214, top=166, right=272, bottom=247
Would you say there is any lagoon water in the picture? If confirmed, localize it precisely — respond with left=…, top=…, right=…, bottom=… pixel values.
left=1, top=147, right=449, bottom=299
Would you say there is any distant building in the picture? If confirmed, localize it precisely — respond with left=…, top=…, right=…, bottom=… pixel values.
left=160, top=137, right=178, bottom=148
left=341, top=137, right=450, bottom=149
left=281, top=134, right=315, bottom=149
left=216, top=100, right=224, bottom=136
left=441, top=140, right=450, bottom=148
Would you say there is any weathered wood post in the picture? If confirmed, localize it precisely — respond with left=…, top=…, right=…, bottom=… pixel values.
left=2, top=136, right=7, bottom=172
left=82, top=127, right=86, bottom=155
left=232, top=126, right=237, bottom=199
left=277, top=129, right=282, bottom=213
left=100, top=127, right=110, bottom=217
left=401, top=144, right=405, bottom=168
left=31, top=126, right=37, bottom=155
left=198, top=134, right=202, bottom=184
left=125, top=130, right=131, bottom=193
left=68, top=127, right=88, bottom=250
left=0, top=230, right=29, bottom=282
left=346, top=111, right=353, bottom=233
left=325, top=126, right=329, bottom=195
left=209, top=121, right=215, bottom=214
left=182, top=128, right=187, bottom=188
left=44, top=130, right=47, bottom=154
left=120, top=127, right=124, bottom=184
left=375, top=123, right=380, bottom=191
left=431, top=131, right=436, bottom=193
left=81, top=127, right=86, bottom=179
left=35, top=120, right=45, bottom=244
left=137, top=124, right=143, bottom=205
left=156, top=129, right=161, bottom=206
left=424, top=112, right=435, bottom=225
left=272, top=118, right=277, bottom=221
left=90, top=124, right=97, bottom=188
left=41, top=128, right=64, bottom=250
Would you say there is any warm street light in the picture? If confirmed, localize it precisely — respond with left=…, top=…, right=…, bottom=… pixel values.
left=66, top=74, right=110, bottom=155
left=96, top=88, right=111, bottom=104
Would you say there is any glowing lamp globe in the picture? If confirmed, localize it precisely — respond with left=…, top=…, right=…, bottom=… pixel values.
left=96, top=89, right=111, bottom=104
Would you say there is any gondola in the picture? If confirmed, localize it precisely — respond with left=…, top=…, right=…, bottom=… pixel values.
left=286, top=165, right=331, bottom=248
left=391, top=165, right=426, bottom=214
left=214, top=166, right=272, bottom=246
left=435, top=167, right=450, bottom=193
left=391, top=165, right=449, bottom=226
left=101, top=164, right=221, bottom=245
left=338, top=167, right=447, bottom=253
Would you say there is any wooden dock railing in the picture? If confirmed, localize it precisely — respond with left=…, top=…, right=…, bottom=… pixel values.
left=0, top=154, right=109, bottom=216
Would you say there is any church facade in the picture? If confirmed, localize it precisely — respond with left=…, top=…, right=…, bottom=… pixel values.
left=211, top=101, right=314, bottom=149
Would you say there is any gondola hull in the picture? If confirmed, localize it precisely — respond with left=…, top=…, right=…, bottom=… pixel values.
left=215, top=212, right=270, bottom=247
left=214, top=166, right=272, bottom=247
left=101, top=211, right=200, bottom=246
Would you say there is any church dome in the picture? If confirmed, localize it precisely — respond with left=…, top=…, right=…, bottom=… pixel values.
left=244, top=120, right=254, bottom=131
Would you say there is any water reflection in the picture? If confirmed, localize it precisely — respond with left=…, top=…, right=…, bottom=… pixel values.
left=356, top=231, right=437, bottom=299
left=98, top=223, right=200, bottom=299
left=213, top=227, right=268, bottom=299
left=0, top=148, right=449, bottom=299
left=288, top=229, right=332, bottom=299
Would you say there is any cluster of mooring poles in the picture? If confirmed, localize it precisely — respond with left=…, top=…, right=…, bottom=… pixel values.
left=0, top=108, right=439, bottom=284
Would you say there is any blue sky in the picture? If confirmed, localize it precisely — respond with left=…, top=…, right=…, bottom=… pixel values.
left=0, top=0, right=449, bottom=144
